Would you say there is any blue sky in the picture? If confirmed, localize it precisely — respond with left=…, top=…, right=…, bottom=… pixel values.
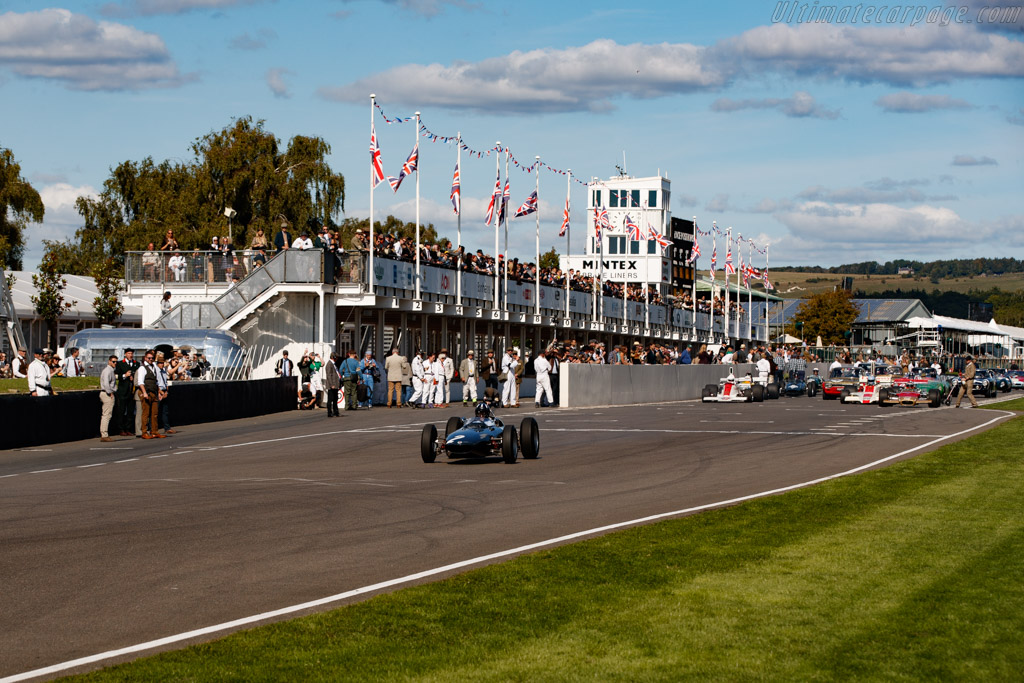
left=2, top=0, right=1022, bottom=270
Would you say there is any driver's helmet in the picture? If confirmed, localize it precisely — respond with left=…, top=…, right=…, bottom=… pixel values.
left=475, top=402, right=492, bottom=418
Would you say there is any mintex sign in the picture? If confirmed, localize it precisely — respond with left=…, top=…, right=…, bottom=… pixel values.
left=562, top=255, right=667, bottom=283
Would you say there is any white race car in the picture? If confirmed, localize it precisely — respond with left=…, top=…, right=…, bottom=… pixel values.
left=702, top=373, right=780, bottom=403
left=840, top=364, right=896, bottom=405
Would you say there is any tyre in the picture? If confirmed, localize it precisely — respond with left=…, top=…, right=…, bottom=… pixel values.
left=806, top=384, right=815, bottom=398
left=928, top=388, right=942, bottom=408
left=445, top=416, right=464, bottom=440
left=987, top=384, right=996, bottom=398
left=520, top=417, right=540, bottom=459
left=1002, top=383, right=1011, bottom=394
left=752, top=384, right=765, bottom=402
left=767, top=383, right=780, bottom=399
left=839, top=389, right=850, bottom=403
left=420, top=424, right=438, bottom=463
left=704, top=383, right=718, bottom=396
left=502, top=425, right=518, bottom=464
left=877, top=387, right=892, bottom=407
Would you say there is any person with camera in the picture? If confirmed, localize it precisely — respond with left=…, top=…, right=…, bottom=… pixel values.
left=338, top=349, right=362, bottom=411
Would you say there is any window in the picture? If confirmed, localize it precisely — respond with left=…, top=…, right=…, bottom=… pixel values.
left=630, top=240, right=640, bottom=255
left=609, top=190, right=619, bottom=208
left=592, top=189, right=602, bottom=207
left=631, top=190, right=640, bottom=208
left=648, top=240, right=657, bottom=254
left=608, top=238, right=618, bottom=255
left=648, top=190, right=657, bottom=207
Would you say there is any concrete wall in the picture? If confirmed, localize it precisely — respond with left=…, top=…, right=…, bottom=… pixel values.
left=558, top=362, right=833, bottom=407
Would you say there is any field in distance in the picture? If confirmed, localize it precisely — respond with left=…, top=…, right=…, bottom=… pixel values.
left=768, top=271, right=1024, bottom=298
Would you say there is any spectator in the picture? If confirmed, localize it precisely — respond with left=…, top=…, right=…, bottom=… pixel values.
left=61, top=347, right=83, bottom=377
left=11, top=348, right=27, bottom=378
left=459, top=349, right=479, bottom=406
left=155, top=352, right=175, bottom=435
left=440, top=349, right=454, bottom=407
left=250, top=228, right=269, bottom=250
left=400, top=353, right=413, bottom=405
left=135, top=349, right=161, bottom=439
left=338, top=349, right=362, bottom=411
left=27, top=348, right=52, bottom=396
left=275, top=350, right=294, bottom=378
left=501, top=347, right=518, bottom=408
left=292, top=231, right=314, bottom=250
left=410, top=350, right=427, bottom=408
left=678, top=346, right=692, bottom=365
left=160, top=291, right=172, bottom=316
left=359, top=351, right=378, bottom=408
left=115, top=348, right=138, bottom=436
left=274, top=222, right=292, bottom=252
left=98, top=354, right=117, bottom=442
left=534, top=350, right=553, bottom=408
left=429, top=351, right=445, bottom=408
left=324, top=352, right=341, bottom=417
left=384, top=347, right=405, bottom=408
left=160, top=230, right=179, bottom=252
left=168, top=251, right=187, bottom=282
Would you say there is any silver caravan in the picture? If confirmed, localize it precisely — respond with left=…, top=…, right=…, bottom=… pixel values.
left=64, top=328, right=248, bottom=378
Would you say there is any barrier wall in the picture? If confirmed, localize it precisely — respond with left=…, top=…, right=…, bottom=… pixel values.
left=0, top=377, right=296, bottom=450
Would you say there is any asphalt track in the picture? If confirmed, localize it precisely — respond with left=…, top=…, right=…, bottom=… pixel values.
left=0, top=395, right=1015, bottom=681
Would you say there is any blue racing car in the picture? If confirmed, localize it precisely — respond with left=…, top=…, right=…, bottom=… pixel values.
left=421, top=402, right=540, bottom=464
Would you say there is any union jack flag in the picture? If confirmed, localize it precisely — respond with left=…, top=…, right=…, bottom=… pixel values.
left=484, top=171, right=500, bottom=225
left=688, top=240, right=701, bottom=264
left=498, top=179, right=510, bottom=227
left=370, top=124, right=385, bottom=189
left=559, top=196, right=569, bottom=237
left=450, top=161, right=460, bottom=215
left=625, top=215, right=642, bottom=242
left=711, top=243, right=717, bottom=273
left=747, top=265, right=762, bottom=280
left=725, top=246, right=736, bottom=275
left=386, top=142, right=418, bottom=193
left=648, top=224, right=670, bottom=249
left=514, top=190, right=538, bottom=218
left=763, top=272, right=774, bottom=290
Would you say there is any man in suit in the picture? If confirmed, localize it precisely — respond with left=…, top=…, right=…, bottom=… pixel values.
left=273, top=222, right=293, bottom=252
left=384, top=347, right=406, bottom=408
left=114, top=348, right=139, bottom=436
left=324, top=352, right=341, bottom=417
left=275, top=350, right=294, bottom=378
left=459, top=350, right=479, bottom=405
left=955, top=355, right=979, bottom=408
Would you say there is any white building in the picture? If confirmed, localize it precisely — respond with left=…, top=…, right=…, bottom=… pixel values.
left=561, top=174, right=672, bottom=290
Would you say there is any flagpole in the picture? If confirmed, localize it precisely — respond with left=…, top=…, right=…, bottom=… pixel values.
left=724, top=227, right=731, bottom=345
left=734, top=231, right=741, bottom=341
left=503, top=149, right=510, bottom=313
left=493, top=141, right=500, bottom=312
left=534, top=156, right=541, bottom=318
left=691, top=216, right=697, bottom=342
left=369, top=94, right=376, bottom=298
left=456, top=131, right=462, bottom=308
left=414, top=112, right=421, bottom=300
left=643, top=200, right=649, bottom=333
left=565, top=170, right=571, bottom=321
left=711, top=222, right=717, bottom=343
left=764, top=244, right=770, bottom=343
left=747, top=238, right=753, bottom=341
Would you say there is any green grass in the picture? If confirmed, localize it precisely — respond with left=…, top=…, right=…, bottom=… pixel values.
left=0, top=376, right=100, bottom=394
left=65, top=414, right=1024, bottom=682
left=981, top=396, right=1024, bottom=411
left=770, top=270, right=1024, bottom=297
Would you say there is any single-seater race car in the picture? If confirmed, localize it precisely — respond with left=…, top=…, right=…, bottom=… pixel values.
left=421, top=402, right=540, bottom=464
left=876, top=367, right=948, bottom=408
left=782, top=372, right=822, bottom=397
left=702, top=372, right=780, bottom=403
left=840, top=363, right=897, bottom=405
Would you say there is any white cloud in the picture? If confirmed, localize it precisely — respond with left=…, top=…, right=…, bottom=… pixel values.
left=319, top=38, right=726, bottom=113
left=674, top=193, right=698, bottom=208
left=704, top=193, right=731, bottom=212
left=320, top=21, right=1024, bottom=113
left=230, top=28, right=276, bottom=50
left=951, top=154, right=998, bottom=166
left=22, top=183, right=96, bottom=270
left=874, top=92, right=974, bottom=112
left=265, top=67, right=292, bottom=98
left=0, top=8, right=188, bottom=90
left=100, top=0, right=265, bottom=17
left=711, top=90, right=840, bottom=119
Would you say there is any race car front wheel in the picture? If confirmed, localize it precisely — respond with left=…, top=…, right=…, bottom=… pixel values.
left=520, top=417, right=540, bottom=459
left=446, top=416, right=464, bottom=440
left=421, top=424, right=438, bottom=463
left=928, top=388, right=942, bottom=408
left=502, top=425, right=519, bottom=464
left=752, top=384, right=765, bottom=402
left=767, top=383, right=780, bottom=399
left=877, top=387, right=892, bottom=407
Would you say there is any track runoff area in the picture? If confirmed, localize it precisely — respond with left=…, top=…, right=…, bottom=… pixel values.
left=1, top=393, right=1016, bottom=681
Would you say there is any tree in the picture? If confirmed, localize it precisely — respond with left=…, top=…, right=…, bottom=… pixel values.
left=91, top=257, right=124, bottom=326
left=539, top=246, right=560, bottom=271
left=31, top=248, right=75, bottom=350
left=337, top=215, right=444, bottom=247
left=786, top=290, right=859, bottom=345
left=0, top=147, right=45, bottom=270
left=57, top=117, right=345, bottom=274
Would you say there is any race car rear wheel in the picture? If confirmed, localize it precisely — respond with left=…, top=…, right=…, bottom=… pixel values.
left=877, top=387, right=892, bottom=407
left=445, top=416, right=464, bottom=440
left=806, top=384, right=816, bottom=398
left=928, top=388, right=942, bottom=408
left=752, top=384, right=765, bottom=402
left=703, top=383, right=718, bottom=396
left=767, top=383, right=780, bottom=399
left=420, top=424, right=438, bottom=463
left=520, top=417, right=540, bottom=459
left=502, top=425, right=518, bottom=464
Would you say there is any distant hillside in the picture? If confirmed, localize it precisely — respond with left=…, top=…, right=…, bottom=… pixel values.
left=774, top=258, right=1024, bottom=278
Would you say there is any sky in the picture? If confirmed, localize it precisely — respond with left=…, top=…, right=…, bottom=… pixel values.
left=2, top=0, right=1022, bottom=271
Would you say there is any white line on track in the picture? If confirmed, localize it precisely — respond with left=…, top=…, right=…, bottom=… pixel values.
left=702, top=420, right=774, bottom=423
left=77, top=463, right=105, bottom=468
left=89, top=447, right=134, bottom=451
left=1, top=410, right=1014, bottom=683
left=5, top=409, right=1012, bottom=683
left=29, top=468, right=62, bottom=474
left=114, top=458, right=138, bottom=464
left=544, top=428, right=944, bottom=438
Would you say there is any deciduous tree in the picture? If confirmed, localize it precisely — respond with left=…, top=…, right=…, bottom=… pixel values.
left=0, top=147, right=45, bottom=270
left=91, top=257, right=124, bottom=326
left=31, top=249, right=75, bottom=350
left=786, top=290, right=859, bottom=345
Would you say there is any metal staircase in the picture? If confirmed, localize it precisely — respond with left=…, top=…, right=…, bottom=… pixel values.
left=1, top=271, right=27, bottom=354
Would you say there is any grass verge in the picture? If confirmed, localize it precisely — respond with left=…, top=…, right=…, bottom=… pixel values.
left=65, top=413, right=1024, bottom=682
left=0, top=377, right=99, bottom=394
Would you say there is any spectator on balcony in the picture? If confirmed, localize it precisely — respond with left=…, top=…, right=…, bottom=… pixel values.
left=160, top=230, right=179, bottom=252
left=160, top=291, right=172, bottom=316
left=250, top=228, right=269, bottom=250
left=189, top=248, right=204, bottom=282
left=142, top=242, right=160, bottom=281
left=168, top=251, right=186, bottom=282
left=292, top=231, right=313, bottom=250
left=252, top=246, right=267, bottom=269
left=274, top=222, right=292, bottom=252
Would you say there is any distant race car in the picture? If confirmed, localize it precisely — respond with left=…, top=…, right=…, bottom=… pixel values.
left=987, top=369, right=1013, bottom=393
left=421, top=403, right=540, bottom=464
left=841, top=364, right=897, bottom=405
left=702, top=373, right=780, bottom=403
left=876, top=368, right=948, bottom=408
left=822, top=367, right=860, bottom=400
left=1008, top=370, right=1024, bottom=390
left=783, top=373, right=822, bottom=397
left=969, top=369, right=999, bottom=397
